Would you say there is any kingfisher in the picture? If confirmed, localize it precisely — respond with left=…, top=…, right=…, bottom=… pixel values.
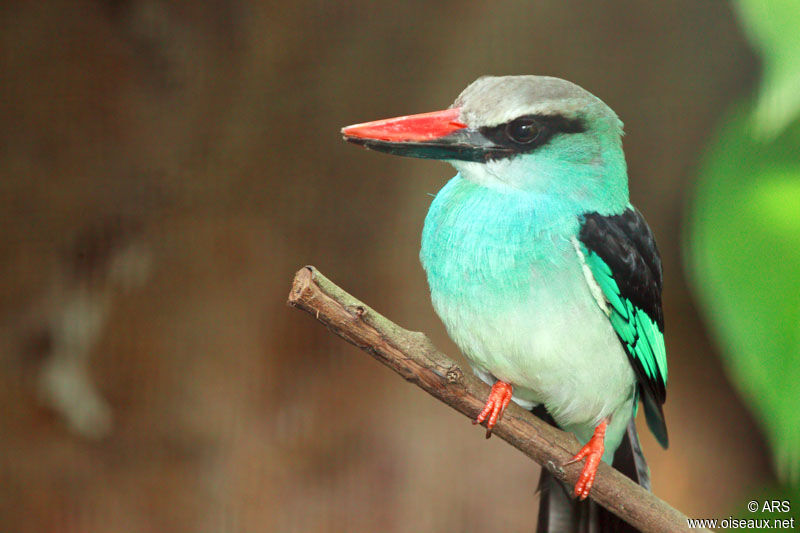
left=342, top=75, right=668, bottom=532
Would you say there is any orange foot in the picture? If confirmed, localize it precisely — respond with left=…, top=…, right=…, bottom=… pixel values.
left=564, top=420, right=608, bottom=500
left=473, top=381, right=513, bottom=438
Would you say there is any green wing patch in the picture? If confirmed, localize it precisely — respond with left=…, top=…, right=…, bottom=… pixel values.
left=584, top=247, right=668, bottom=387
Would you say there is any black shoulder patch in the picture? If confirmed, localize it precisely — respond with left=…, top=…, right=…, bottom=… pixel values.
left=578, top=208, right=663, bottom=331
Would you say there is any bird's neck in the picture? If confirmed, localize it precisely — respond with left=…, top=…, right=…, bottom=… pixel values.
left=450, top=133, right=630, bottom=216
left=424, top=172, right=616, bottom=239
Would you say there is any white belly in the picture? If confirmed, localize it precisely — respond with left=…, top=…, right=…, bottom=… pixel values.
left=430, top=251, right=636, bottom=438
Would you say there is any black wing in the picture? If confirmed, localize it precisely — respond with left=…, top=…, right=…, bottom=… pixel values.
left=578, top=207, right=668, bottom=448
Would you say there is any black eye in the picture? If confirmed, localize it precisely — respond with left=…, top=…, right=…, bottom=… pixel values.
left=505, top=118, right=541, bottom=144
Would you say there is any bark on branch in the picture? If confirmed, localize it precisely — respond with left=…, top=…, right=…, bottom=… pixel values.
left=286, top=265, right=705, bottom=533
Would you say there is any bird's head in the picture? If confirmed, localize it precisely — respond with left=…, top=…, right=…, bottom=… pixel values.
left=343, top=75, right=629, bottom=214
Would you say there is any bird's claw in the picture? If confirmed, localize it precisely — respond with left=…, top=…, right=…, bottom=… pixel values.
left=473, top=381, right=512, bottom=437
left=564, top=420, right=607, bottom=500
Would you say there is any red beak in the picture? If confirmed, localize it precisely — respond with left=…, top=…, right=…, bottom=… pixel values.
left=341, top=107, right=512, bottom=162
left=341, top=108, right=467, bottom=142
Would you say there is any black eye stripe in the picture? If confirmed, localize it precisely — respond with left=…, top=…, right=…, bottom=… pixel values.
left=536, top=114, right=587, bottom=134
left=478, top=114, right=586, bottom=159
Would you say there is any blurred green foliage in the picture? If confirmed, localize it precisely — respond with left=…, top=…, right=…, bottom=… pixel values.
left=734, top=0, right=800, bottom=137
left=689, top=104, right=800, bottom=484
left=688, top=0, right=800, bottom=489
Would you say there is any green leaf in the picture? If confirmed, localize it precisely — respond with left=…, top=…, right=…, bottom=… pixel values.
left=686, top=101, right=800, bottom=485
left=734, top=0, right=800, bottom=137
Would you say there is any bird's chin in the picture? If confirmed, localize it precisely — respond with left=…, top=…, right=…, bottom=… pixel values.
left=450, top=159, right=520, bottom=191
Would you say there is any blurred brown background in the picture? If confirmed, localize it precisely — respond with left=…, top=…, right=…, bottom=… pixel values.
left=0, top=1, right=772, bottom=531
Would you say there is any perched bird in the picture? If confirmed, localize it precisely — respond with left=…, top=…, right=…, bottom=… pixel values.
left=342, top=75, right=668, bottom=532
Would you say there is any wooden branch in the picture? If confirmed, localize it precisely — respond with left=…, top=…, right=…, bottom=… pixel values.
left=287, top=266, right=705, bottom=533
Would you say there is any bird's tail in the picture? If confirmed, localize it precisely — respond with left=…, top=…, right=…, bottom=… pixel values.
left=533, top=406, right=649, bottom=533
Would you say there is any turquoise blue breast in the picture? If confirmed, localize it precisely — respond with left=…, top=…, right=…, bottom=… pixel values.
left=420, top=175, right=580, bottom=309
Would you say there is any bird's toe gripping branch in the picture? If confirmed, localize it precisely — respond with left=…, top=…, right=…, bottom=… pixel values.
left=474, top=381, right=513, bottom=438
left=564, top=419, right=608, bottom=500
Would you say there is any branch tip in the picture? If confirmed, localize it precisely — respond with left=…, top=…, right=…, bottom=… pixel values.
left=287, top=266, right=315, bottom=306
